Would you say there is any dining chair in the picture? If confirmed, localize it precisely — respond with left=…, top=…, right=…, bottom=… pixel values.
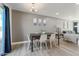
left=26, top=34, right=31, bottom=50
left=39, top=34, right=48, bottom=49
left=26, top=34, right=39, bottom=50
left=49, top=34, right=56, bottom=48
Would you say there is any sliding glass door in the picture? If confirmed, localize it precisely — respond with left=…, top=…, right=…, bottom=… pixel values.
left=0, top=5, right=11, bottom=55
left=0, top=6, right=4, bottom=55
left=0, top=7, right=2, bottom=54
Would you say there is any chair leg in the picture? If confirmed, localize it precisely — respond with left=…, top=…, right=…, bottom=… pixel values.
left=27, top=42, right=30, bottom=50
left=38, top=42, right=40, bottom=50
left=49, top=41, right=52, bottom=48
left=40, top=42, right=42, bottom=50
left=40, top=42, right=48, bottom=50
left=34, top=41, right=39, bottom=49
left=37, top=41, right=40, bottom=49
left=45, top=42, right=48, bottom=49
left=52, top=41, right=55, bottom=47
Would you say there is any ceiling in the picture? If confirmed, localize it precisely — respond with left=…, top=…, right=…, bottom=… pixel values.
left=6, top=3, right=79, bottom=20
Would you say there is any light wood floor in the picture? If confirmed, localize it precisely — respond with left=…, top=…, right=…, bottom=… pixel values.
left=6, top=40, right=79, bottom=56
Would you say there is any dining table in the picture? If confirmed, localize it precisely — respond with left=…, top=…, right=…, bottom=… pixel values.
left=30, top=32, right=64, bottom=52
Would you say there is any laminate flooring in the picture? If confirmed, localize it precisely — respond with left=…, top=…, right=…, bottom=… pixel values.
left=6, top=40, right=79, bottom=56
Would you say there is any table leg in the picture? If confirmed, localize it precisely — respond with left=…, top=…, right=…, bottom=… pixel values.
left=31, top=37, right=33, bottom=52
left=31, top=41, right=33, bottom=52
left=58, top=38, right=60, bottom=46
left=76, top=38, right=78, bottom=45
left=58, top=34, right=60, bottom=46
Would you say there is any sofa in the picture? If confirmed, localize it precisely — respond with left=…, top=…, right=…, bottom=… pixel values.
left=64, top=31, right=79, bottom=44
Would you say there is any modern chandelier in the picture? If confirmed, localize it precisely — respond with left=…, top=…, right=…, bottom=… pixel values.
left=31, top=3, right=38, bottom=12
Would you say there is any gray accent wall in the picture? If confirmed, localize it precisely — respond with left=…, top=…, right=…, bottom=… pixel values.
left=12, top=10, right=64, bottom=42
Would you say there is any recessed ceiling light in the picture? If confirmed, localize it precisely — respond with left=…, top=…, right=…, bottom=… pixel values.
left=30, top=9, right=38, bottom=12
left=32, top=7, right=34, bottom=9
left=35, top=9, right=38, bottom=12
left=31, top=3, right=38, bottom=12
left=56, top=12, right=59, bottom=15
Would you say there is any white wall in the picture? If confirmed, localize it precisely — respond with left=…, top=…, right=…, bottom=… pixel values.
left=12, top=10, right=65, bottom=42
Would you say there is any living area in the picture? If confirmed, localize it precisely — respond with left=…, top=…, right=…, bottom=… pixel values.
left=1, top=3, right=79, bottom=56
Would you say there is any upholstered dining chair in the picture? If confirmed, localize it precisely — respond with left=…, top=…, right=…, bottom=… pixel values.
left=39, top=34, right=48, bottom=49
left=26, top=34, right=39, bottom=50
left=49, top=34, right=56, bottom=48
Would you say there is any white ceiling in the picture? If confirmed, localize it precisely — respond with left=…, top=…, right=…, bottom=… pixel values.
left=6, top=3, right=79, bottom=20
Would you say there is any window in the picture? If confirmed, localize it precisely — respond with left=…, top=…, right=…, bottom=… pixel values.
left=73, top=22, right=79, bottom=34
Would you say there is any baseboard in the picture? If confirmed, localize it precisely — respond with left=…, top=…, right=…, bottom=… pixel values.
left=11, top=41, right=28, bottom=45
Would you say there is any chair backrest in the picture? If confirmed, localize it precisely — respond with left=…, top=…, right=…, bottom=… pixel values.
left=40, top=34, right=47, bottom=42
left=50, top=34, right=55, bottom=41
